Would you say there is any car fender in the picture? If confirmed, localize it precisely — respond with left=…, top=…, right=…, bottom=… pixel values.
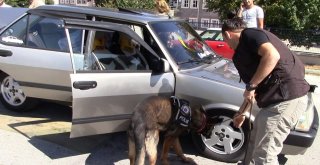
left=202, top=102, right=256, bottom=122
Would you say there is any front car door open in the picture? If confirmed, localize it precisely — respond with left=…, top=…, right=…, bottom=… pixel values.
left=65, top=19, right=175, bottom=138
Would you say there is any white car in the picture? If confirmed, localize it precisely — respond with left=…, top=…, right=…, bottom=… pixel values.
left=0, top=5, right=318, bottom=163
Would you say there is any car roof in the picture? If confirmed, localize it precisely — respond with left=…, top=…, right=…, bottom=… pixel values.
left=28, top=5, right=179, bottom=25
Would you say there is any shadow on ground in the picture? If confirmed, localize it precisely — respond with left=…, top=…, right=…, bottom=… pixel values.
left=0, top=101, right=203, bottom=164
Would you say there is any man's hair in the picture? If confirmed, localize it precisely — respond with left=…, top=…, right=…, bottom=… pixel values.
left=222, top=17, right=247, bottom=33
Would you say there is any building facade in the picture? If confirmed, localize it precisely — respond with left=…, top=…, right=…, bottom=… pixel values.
left=59, top=0, right=94, bottom=6
left=169, top=0, right=220, bottom=30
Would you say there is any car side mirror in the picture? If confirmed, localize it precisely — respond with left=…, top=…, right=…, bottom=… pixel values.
left=161, top=58, right=170, bottom=73
left=150, top=58, right=170, bottom=73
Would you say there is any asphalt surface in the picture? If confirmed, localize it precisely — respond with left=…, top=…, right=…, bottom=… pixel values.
left=0, top=74, right=319, bottom=165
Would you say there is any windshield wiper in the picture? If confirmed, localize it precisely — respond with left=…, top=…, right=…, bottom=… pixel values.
left=177, top=58, right=202, bottom=65
left=177, top=54, right=223, bottom=65
left=201, top=54, right=223, bottom=64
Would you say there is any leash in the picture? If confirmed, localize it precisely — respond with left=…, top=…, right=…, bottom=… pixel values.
left=218, top=99, right=253, bottom=164
left=242, top=99, right=253, bottom=165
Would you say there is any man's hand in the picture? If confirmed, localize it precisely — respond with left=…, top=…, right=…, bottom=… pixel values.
left=237, top=2, right=244, bottom=17
left=243, top=89, right=255, bottom=103
left=239, top=2, right=244, bottom=10
left=233, top=97, right=254, bottom=128
left=233, top=113, right=246, bottom=128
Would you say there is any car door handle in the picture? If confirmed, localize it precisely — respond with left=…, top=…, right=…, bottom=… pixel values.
left=217, top=44, right=225, bottom=48
left=0, top=49, right=12, bottom=57
left=73, top=81, right=97, bottom=90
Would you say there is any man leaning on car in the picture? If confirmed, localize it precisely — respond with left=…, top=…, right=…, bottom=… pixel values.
left=222, top=17, right=310, bottom=165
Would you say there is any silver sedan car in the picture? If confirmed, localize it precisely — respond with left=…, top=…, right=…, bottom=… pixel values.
left=0, top=5, right=318, bottom=163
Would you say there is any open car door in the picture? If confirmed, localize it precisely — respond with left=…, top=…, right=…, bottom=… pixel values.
left=65, top=19, right=175, bottom=138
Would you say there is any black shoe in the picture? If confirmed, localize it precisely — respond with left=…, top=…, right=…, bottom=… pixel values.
left=278, top=154, right=288, bottom=165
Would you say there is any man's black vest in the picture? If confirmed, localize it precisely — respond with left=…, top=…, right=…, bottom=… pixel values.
left=233, top=29, right=310, bottom=108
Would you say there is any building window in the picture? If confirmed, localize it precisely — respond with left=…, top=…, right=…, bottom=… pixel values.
left=190, top=0, right=198, bottom=9
left=201, top=18, right=210, bottom=28
left=60, top=0, right=65, bottom=4
left=181, top=0, right=189, bottom=8
left=202, top=0, right=208, bottom=9
left=211, top=19, right=220, bottom=28
left=70, top=0, right=76, bottom=4
left=65, top=0, right=69, bottom=4
left=169, top=0, right=178, bottom=8
left=188, top=18, right=198, bottom=28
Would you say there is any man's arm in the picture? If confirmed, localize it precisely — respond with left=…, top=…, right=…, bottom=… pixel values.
left=237, top=3, right=244, bottom=18
left=257, top=18, right=264, bottom=29
left=243, top=42, right=280, bottom=101
left=256, top=6, right=264, bottom=28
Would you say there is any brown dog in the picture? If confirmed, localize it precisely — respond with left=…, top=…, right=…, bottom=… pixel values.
left=128, top=96, right=210, bottom=165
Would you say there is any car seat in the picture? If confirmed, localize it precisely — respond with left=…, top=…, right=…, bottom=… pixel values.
left=27, top=24, right=46, bottom=48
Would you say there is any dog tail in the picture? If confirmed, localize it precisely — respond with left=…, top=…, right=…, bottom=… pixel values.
left=133, top=123, right=146, bottom=165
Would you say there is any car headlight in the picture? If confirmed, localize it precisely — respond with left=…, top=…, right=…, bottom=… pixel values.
left=294, top=93, right=315, bottom=132
left=294, top=108, right=314, bottom=132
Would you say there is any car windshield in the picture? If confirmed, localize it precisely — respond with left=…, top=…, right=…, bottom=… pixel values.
left=150, top=21, right=220, bottom=69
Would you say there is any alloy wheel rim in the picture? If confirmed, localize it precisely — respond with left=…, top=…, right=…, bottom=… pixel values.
left=1, top=76, right=26, bottom=106
left=201, top=115, right=245, bottom=155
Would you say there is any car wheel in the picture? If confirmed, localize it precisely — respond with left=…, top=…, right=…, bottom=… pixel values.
left=0, top=74, right=38, bottom=112
left=191, top=110, right=251, bottom=163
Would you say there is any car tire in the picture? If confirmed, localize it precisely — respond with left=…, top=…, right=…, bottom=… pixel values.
left=191, top=110, right=251, bottom=163
left=0, top=73, right=38, bottom=112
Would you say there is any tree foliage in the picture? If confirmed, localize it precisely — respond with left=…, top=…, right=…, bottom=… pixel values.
left=95, top=0, right=156, bottom=10
left=7, top=0, right=29, bottom=7
left=206, top=0, right=320, bottom=30
left=206, top=0, right=320, bottom=46
left=7, top=0, right=54, bottom=7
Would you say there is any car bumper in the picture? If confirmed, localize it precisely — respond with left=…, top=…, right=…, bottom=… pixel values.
left=282, top=108, right=319, bottom=154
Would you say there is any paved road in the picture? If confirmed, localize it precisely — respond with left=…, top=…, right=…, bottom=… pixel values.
left=0, top=74, right=319, bottom=165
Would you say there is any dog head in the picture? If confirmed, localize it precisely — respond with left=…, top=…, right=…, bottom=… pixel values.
left=189, top=106, right=208, bottom=134
left=190, top=106, right=223, bottom=138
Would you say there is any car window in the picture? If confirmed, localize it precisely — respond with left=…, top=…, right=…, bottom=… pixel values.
left=74, top=30, right=150, bottom=71
left=200, top=30, right=224, bottom=41
left=0, top=15, right=27, bottom=46
left=214, top=32, right=224, bottom=41
left=26, top=15, right=68, bottom=51
left=200, top=30, right=218, bottom=40
left=58, top=28, right=83, bottom=53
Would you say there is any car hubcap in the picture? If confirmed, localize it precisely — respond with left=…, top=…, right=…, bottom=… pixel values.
left=201, top=115, right=245, bottom=154
left=1, top=76, right=26, bottom=106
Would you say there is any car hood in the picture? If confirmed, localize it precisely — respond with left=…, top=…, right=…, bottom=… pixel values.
left=182, top=58, right=243, bottom=88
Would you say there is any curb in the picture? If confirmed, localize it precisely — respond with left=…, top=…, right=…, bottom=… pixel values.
left=306, top=69, right=320, bottom=76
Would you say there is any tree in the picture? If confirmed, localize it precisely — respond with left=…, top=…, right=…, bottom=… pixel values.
left=95, top=0, right=156, bottom=10
left=206, top=0, right=320, bottom=46
left=7, top=0, right=29, bottom=7
left=7, top=0, right=53, bottom=7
